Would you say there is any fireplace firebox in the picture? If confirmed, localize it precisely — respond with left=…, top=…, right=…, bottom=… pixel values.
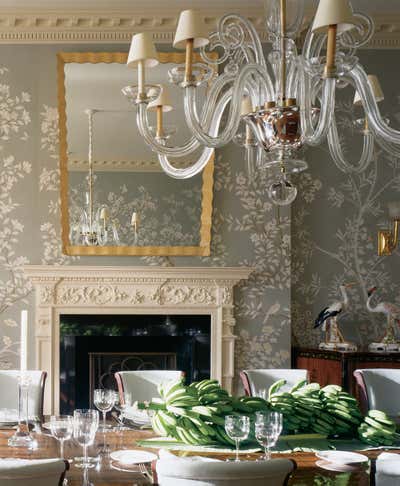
left=60, top=314, right=211, bottom=414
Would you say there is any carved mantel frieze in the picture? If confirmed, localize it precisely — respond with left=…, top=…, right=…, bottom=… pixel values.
left=23, top=265, right=253, bottom=414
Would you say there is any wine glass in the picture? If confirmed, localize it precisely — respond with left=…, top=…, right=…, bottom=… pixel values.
left=114, top=391, right=132, bottom=427
left=224, top=415, right=250, bottom=462
left=73, top=409, right=99, bottom=469
left=49, top=415, right=73, bottom=460
left=255, top=411, right=283, bottom=460
left=93, top=389, right=115, bottom=430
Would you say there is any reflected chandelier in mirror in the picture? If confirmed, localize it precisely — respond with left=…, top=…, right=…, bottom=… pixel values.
left=57, top=51, right=214, bottom=256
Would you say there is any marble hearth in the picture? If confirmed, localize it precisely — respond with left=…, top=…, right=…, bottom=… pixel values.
left=23, top=265, right=252, bottom=414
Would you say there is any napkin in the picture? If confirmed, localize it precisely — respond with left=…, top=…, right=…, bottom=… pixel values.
left=376, top=452, right=400, bottom=486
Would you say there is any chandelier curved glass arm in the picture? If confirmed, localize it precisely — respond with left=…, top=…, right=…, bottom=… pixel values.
left=299, top=68, right=336, bottom=146
left=158, top=146, right=214, bottom=180
left=376, top=136, right=400, bottom=159
left=327, top=115, right=374, bottom=173
left=155, top=89, right=233, bottom=179
left=136, top=71, right=236, bottom=157
left=215, top=14, right=267, bottom=69
left=184, top=63, right=274, bottom=148
left=350, top=64, right=400, bottom=146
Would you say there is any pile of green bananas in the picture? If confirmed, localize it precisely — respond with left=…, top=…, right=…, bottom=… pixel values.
left=139, top=378, right=397, bottom=448
left=268, top=381, right=364, bottom=437
left=358, top=410, right=399, bottom=446
left=269, top=379, right=322, bottom=432
left=141, top=378, right=269, bottom=447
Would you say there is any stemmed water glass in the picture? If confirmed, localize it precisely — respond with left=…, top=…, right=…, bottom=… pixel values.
left=255, top=411, right=283, bottom=460
left=93, top=389, right=115, bottom=430
left=49, top=415, right=73, bottom=460
left=73, top=409, right=99, bottom=469
left=224, top=415, right=250, bottom=462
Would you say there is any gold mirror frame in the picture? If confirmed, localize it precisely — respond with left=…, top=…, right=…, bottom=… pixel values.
left=58, top=51, right=214, bottom=256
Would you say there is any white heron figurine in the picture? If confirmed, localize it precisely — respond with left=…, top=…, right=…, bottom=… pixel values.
left=366, top=286, right=400, bottom=352
left=314, top=283, right=357, bottom=350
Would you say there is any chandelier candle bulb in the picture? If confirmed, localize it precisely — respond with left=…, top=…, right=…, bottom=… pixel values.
left=312, top=0, right=356, bottom=34
left=127, top=32, right=159, bottom=98
left=241, top=96, right=254, bottom=143
left=100, top=207, right=109, bottom=221
left=173, top=9, right=209, bottom=83
left=20, top=310, right=28, bottom=372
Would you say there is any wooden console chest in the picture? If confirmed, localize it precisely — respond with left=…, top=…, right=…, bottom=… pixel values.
left=293, top=347, right=400, bottom=397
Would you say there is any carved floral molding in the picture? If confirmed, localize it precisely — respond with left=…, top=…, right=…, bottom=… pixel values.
left=0, top=8, right=398, bottom=48
left=23, top=265, right=252, bottom=414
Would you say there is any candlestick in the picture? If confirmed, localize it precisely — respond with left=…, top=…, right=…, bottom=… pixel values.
left=20, top=310, right=27, bottom=372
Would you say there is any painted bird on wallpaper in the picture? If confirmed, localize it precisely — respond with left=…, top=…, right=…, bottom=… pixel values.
left=314, top=283, right=353, bottom=331
left=366, top=286, right=400, bottom=343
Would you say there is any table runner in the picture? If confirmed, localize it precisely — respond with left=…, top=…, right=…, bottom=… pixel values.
left=137, top=434, right=400, bottom=454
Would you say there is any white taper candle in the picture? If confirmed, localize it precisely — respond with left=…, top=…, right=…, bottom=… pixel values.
left=20, top=310, right=28, bottom=372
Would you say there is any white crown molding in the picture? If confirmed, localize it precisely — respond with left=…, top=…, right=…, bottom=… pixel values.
left=24, top=264, right=253, bottom=413
left=0, top=7, right=398, bottom=48
left=68, top=158, right=190, bottom=172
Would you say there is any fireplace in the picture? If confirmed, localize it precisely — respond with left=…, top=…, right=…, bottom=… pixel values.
left=23, top=265, right=252, bottom=414
left=60, top=313, right=211, bottom=413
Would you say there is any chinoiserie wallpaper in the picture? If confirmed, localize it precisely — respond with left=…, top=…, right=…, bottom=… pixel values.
left=0, top=45, right=398, bottom=384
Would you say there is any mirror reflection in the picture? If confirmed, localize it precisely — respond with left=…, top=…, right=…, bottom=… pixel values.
left=60, top=52, right=213, bottom=254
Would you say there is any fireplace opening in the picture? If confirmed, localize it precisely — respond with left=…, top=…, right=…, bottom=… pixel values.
left=60, top=314, right=211, bottom=414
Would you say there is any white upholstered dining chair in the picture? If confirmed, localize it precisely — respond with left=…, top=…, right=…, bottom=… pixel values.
left=240, top=369, right=308, bottom=397
left=0, top=458, right=68, bottom=486
left=353, top=368, right=400, bottom=418
left=114, top=370, right=183, bottom=403
left=0, top=371, right=46, bottom=422
left=156, top=450, right=296, bottom=486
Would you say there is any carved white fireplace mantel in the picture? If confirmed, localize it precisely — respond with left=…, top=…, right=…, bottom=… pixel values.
left=23, top=265, right=252, bottom=414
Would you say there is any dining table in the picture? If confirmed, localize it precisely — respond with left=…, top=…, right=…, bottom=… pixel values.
left=0, top=425, right=397, bottom=485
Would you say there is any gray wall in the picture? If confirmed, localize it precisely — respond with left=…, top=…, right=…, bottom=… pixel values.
left=292, top=50, right=400, bottom=348
left=0, top=45, right=291, bottom=382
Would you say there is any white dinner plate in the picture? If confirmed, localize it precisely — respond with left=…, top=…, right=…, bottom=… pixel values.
left=316, top=460, right=362, bottom=473
left=316, top=450, right=368, bottom=465
left=110, top=449, right=157, bottom=465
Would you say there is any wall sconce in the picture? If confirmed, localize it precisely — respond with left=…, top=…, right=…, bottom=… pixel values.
left=378, top=202, right=400, bottom=256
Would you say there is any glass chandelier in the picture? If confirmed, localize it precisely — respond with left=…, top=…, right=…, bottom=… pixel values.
left=122, top=0, right=400, bottom=205
left=71, top=109, right=121, bottom=246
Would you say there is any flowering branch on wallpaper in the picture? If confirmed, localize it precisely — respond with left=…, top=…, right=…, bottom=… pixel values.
left=0, top=68, right=32, bottom=368
left=293, top=98, right=400, bottom=347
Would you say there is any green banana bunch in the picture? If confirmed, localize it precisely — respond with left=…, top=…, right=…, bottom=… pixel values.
left=318, top=385, right=363, bottom=436
left=358, top=410, right=398, bottom=446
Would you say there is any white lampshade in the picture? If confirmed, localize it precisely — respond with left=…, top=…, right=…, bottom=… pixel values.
left=312, top=0, right=356, bottom=34
left=354, top=75, right=384, bottom=106
left=147, top=85, right=173, bottom=112
left=100, top=207, right=109, bottom=220
left=388, top=201, right=400, bottom=219
left=240, top=96, right=253, bottom=115
left=127, top=32, right=159, bottom=68
left=173, top=10, right=209, bottom=49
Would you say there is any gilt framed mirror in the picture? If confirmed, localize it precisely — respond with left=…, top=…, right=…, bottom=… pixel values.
left=58, top=51, right=214, bottom=256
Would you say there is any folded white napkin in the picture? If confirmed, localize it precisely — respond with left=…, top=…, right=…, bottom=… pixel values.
left=376, top=452, right=400, bottom=486
left=122, top=407, right=150, bottom=424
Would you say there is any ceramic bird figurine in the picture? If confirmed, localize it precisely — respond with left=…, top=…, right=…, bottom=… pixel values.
left=366, top=286, right=400, bottom=351
left=314, top=283, right=357, bottom=350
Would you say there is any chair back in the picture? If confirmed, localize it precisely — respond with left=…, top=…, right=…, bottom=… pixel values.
left=0, top=371, right=46, bottom=421
left=156, top=454, right=296, bottom=486
left=375, top=452, right=400, bottom=486
left=0, top=458, right=68, bottom=486
left=240, top=369, right=308, bottom=397
left=115, top=370, right=183, bottom=402
left=353, top=368, right=400, bottom=417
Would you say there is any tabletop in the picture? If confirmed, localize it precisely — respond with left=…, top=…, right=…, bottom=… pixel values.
left=0, top=427, right=395, bottom=485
